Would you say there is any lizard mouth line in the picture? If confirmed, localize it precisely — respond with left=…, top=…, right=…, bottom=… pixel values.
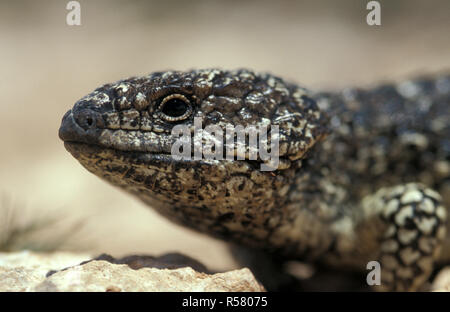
left=63, top=141, right=290, bottom=172
left=59, top=109, right=287, bottom=171
left=64, top=141, right=184, bottom=162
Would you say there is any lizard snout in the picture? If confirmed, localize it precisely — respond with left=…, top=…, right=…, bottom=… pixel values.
left=58, top=109, right=103, bottom=145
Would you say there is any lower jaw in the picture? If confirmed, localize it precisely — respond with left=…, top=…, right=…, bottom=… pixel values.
left=63, top=141, right=282, bottom=172
left=63, top=141, right=187, bottom=165
left=63, top=142, right=248, bottom=170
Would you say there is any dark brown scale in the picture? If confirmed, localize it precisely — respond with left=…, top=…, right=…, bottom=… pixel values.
left=312, top=75, right=450, bottom=204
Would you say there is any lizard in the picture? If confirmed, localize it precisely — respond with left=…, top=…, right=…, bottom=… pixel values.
left=58, top=69, right=450, bottom=291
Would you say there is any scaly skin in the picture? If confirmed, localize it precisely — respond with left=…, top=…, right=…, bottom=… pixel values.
left=59, top=69, right=450, bottom=291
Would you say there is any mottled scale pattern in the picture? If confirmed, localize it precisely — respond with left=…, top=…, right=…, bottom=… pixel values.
left=59, top=69, right=450, bottom=291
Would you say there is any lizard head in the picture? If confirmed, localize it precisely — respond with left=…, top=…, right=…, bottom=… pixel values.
left=59, top=69, right=328, bottom=246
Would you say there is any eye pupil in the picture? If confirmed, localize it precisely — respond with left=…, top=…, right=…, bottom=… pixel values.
left=161, top=98, right=188, bottom=117
left=162, top=99, right=187, bottom=117
left=158, top=94, right=192, bottom=122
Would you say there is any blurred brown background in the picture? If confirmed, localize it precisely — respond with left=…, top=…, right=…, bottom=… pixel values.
left=0, top=0, right=449, bottom=271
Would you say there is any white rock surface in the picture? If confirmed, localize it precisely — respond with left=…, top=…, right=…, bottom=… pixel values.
left=0, top=251, right=264, bottom=292
left=0, top=251, right=92, bottom=291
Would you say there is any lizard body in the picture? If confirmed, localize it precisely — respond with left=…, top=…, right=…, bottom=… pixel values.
left=59, top=69, right=449, bottom=291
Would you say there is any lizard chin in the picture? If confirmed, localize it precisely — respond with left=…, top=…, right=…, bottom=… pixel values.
left=62, top=141, right=296, bottom=248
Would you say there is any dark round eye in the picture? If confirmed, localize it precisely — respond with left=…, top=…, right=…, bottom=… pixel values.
left=158, top=94, right=192, bottom=122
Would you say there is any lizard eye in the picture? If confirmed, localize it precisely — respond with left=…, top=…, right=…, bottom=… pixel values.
left=158, top=94, right=192, bottom=122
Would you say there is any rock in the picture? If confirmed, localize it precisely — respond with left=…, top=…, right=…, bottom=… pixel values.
left=81, top=252, right=210, bottom=273
left=0, top=250, right=92, bottom=292
left=431, top=266, right=450, bottom=291
left=0, top=251, right=264, bottom=292
left=37, top=260, right=264, bottom=292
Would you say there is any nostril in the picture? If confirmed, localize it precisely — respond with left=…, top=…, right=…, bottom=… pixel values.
left=59, top=109, right=102, bottom=143
left=74, top=109, right=98, bottom=131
